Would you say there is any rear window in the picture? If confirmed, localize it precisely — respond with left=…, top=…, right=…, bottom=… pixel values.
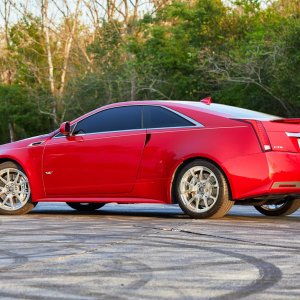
left=143, top=106, right=194, bottom=128
left=173, top=101, right=280, bottom=121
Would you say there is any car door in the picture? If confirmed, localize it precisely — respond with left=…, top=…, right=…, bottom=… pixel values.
left=137, top=105, right=198, bottom=180
left=43, top=105, right=146, bottom=196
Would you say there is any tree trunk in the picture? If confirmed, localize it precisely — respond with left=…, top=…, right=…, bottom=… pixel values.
left=3, top=0, right=12, bottom=84
left=58, top=0, right=81, bottom=100
left=42, top=0, right=58, bottom=125
left=8, top=122, right=14, bottom=142
left=131, top=73, right=136, bottom=101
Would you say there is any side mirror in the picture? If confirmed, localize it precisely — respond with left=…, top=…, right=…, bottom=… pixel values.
left=59, top=121, right=71, bottom=136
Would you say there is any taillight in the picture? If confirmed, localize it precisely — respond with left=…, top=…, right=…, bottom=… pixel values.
left=235, top=119, right=272, bottom=152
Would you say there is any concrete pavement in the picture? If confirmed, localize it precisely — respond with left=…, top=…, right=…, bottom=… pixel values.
left=0, top=203, right=300, bottom=299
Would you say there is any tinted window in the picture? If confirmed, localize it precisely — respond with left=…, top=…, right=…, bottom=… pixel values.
left=143, top=106, right=194, bottom=128
left=73, top=106, right=142, bottom=134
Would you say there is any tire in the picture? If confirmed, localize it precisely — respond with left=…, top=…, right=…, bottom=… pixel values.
left=0, top=161, right=36, bottom=215
left=66, top=202, right=105, bottom=212
left=175, top=159, right=233, bottom=219
left=254, top=199, right=300, bottom=216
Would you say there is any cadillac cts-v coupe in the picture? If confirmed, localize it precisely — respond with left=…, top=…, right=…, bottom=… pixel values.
left=1, top=99, right=300, bottom=218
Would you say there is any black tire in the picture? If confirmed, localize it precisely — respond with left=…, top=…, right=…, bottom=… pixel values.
left=254, top=199, right=300, bottom=216
left=175, top=159, right=233, bottom=219
left=0, top=161, right=36, bottom=215
left=66, top=202, right=105, bottom=211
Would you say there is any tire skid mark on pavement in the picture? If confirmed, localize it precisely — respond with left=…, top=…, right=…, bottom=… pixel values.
left=0, top=226, right=151, bottom=271
left=180, top=229, right=300, bottom=251
left=0, top=226, right=158, bottom=299
left=32, top=287, right=133, bottom=300
left=132, top=224, right=300, bottom=251
left=0, top=291, right=71, bottom=300
left=143, top=237, right=282, bottom=300
left=10, top=226, right=280, bottom=300
left=0, top=212, right=291, bottom=300
left=0, top=249, right=28, bottom=273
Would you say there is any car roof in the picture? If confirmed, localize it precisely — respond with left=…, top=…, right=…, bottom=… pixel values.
left=69, top=100, right=280, bottom=127
left=107, top=100, right=280, bottom=121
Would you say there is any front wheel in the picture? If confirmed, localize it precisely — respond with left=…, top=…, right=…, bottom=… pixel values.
left=175, top=160, right=233, bottom=219
left=254, top=199, right=300, bottom=216
left=0, top=162, right=36, bottom=215
left=66, top=202, right=105, bottom=212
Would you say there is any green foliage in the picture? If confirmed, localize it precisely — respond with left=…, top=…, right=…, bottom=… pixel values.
left=0, top=0, right=299, bottom=143
left=0, top=85, right=51, bottom=143
left=124, top=0, right=299, bottom=116
left=9, top=16, right=47, bottom=87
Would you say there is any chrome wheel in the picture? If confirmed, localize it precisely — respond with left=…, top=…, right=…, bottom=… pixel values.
left=175, top=160, right=233, bottom=219
left=260, top=203, right=286, bottom=212
left=254, top=199, right=300, bottom=216
left=0, top=168, right=31, bottom=211
left=179, top=166, right=220, bottom=213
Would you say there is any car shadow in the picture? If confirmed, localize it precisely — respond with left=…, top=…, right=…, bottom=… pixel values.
left=29, top=207, right=188, bottom=219
left=27, top=204, right=300, bottom=222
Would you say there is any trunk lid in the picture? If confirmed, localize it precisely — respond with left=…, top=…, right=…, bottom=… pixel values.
left=262, top=119, right=300, bottom=152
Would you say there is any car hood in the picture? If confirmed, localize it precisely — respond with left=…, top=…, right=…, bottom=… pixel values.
left=0, top=134, right=51, bottom=151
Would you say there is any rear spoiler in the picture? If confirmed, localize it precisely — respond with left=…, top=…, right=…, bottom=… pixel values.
left=271, top=118, right=300, bottom=124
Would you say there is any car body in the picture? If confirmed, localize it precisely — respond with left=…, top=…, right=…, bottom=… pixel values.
left=1, top=99, right=300, bottom=218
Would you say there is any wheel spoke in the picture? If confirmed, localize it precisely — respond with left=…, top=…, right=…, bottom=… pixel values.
left=9, top=197, right=14, bottom=209
left=199, top=168, right=203, bottom=180
left=209, top=196, right=217, bottom=201
left=0, top=176, right=7, bottom=185
left=19, top=191, right=30, bottom=196
left=188, top=195, right=197, bottom=204
left=189, top=169, right=197, bottom=178
left=187, top=181, right=195, bottom=190
left=190, top=176, right=196, bottom=186
left=1, top=195, right=8, bottom=206
left=202, top=198, right=209, bottom=208
left=14, top=173, right=20, bottom=184
left=16, top=194, right=25, bottom=204
left=7, top=169, right=11, bottom=182
left=195, top=198, right=200, bottom=209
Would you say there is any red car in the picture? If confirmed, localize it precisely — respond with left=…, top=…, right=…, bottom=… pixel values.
left=0, top=99, right=300, bottom=218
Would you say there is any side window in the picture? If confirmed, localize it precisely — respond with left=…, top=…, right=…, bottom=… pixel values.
left=143, top=106, right=194, bottom=129
left=73, top=106, right=142, bottom=135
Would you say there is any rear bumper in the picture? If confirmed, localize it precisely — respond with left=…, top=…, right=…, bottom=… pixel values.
left=223, top=151, right=300, bottom=200
left=265, top=152, right=300, bottom=196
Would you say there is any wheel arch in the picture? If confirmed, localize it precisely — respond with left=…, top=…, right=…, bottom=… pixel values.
left=0, top=157, right=27, bottom=173
left=170, top=156, right=233, bottom=204
left=0, top=156, right=41, bottom=200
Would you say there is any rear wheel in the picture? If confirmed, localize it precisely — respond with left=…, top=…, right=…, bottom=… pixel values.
left=0, top=162, right=36, bottom=215
left=66, top=202, right=105, bottom=212
left=254, top=199, right=300, bottom=216
left=175, top=160, right=233, bottom=219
